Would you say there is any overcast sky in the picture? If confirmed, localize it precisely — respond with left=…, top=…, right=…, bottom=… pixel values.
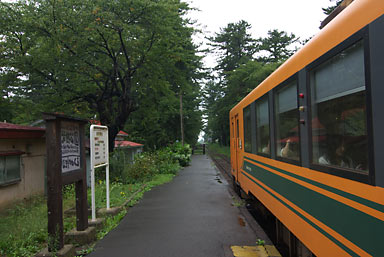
left=186, top=0, right=334, bottom=68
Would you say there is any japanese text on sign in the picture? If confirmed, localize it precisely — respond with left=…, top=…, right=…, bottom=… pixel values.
left=61, top=122, right=80, bottom=173
left=92, top=127, right=108, bottom=167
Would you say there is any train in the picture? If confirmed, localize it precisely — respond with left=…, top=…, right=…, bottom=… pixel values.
left=229, top=0, right=384, bottom=256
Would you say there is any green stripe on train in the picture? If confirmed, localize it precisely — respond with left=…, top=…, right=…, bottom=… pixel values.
left=244, top=156, right=384, bottom=213
left=243, top=160, right=383, bottom=256
left=241, top=171, right=358, bottom=257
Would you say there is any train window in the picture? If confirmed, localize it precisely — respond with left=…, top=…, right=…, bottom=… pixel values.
left=275, top=80, right=300, bottom=161
left=256, top=95, right=270, bottom=156
left=310, top=40, right=368, bottom=173
left=243, top=105, right=252, bottom=153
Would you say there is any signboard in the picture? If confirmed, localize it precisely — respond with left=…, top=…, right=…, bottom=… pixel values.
left=43, top=113, right=88, bottom=252
left=61, top=122, right=81, bottom=173
left=90, top=125, right=110, bottom=221
left=91, top=126, right=108, bottom=167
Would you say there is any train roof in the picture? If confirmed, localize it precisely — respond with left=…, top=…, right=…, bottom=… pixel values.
left=230, top=0, right=384, bottom=117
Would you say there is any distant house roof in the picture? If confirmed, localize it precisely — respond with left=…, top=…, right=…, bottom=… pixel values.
left=118, top=130, right=128, bottom=136
left=115, top=140, right=143, bottom=148
left=89, top=120, right=143, bottom=148
left=90, top=120, right=128, bottom=138
left=0, top=122, right=45, bottom=139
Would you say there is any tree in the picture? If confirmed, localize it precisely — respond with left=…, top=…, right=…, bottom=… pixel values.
left=257, top=29, right=299, bottom=63
left=322, top=0, right=343, bottom=15
left=204, top=20, right=258, bottom=145
left=204, top=22, right=299, bottom=145
left=0, top=0, right=201, bottom=150
left=208, top=20, right=257, bottom=74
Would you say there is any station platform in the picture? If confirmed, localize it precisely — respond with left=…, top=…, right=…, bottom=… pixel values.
left=88, top=155, right=276, bottom=257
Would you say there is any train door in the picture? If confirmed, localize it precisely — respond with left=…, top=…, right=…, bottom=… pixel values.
left=234, top=114, right=241, bottom=181
left=231, top=117, right=236, bottom=174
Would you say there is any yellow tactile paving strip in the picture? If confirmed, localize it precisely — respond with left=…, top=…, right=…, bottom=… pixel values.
left=231, top=245, right=281, bottom=257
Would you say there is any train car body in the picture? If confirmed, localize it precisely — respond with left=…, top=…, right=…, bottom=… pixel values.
left=229, top=0, right=384, bottom=256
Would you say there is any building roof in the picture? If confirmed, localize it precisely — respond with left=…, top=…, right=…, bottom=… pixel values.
left=0, top=122, right=45, bottom=139
left=90, top=120, right=128, bottom=137
left=118, top=130, right=128, bottom=136
left=115, top=140, right=143, bottom=148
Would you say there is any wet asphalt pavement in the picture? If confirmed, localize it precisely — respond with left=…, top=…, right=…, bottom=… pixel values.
left=88, top=155, right=265, bottom=257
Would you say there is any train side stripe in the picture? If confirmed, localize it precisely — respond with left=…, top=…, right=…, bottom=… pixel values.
left=243, top=157, right=384, bottom=222
left=242, top=159, right=384, bottom=256
left=240, top=170, right=361, bottom=257
left=244, top=156, right=384, bottom=213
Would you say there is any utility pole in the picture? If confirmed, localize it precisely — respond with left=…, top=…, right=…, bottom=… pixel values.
left=179, top=89, right=184, bottom=145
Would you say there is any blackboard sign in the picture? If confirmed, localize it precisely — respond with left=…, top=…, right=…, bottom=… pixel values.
left=61, top=121, right=81, bottom=173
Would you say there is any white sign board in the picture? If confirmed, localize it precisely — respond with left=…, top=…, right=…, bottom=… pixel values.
left=90, top=124, right=110, bottom=221
left=91, top=126, right=108, bottom=167
left=61, top=121, right=81, bottom=173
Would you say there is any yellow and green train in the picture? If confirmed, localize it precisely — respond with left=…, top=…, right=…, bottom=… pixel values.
left=229, top=0, right=384, bottom=256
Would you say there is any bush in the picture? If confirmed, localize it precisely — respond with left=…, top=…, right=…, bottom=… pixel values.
left=170, top=142, right=192, bottom=167
left=121, top=152, right=157, bottom=184
left=107, top=148, right=129, bottom=183
left=100, top=143, right=190, bottom=185
left=154, top=148, right=180, bottom=174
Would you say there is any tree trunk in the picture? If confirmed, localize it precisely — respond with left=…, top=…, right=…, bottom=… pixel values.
left=180, top=89, right=184, bottom=145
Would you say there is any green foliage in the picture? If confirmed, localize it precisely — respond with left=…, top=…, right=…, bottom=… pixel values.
left=256, top=239, right=265, bottom=246
left=208, top=143, right=230, bottom=158
left=0, top=196, right=47, bottom=257
left=0, top=166, right=177, bottom=256
left=121, top=144, right=189, bottom=184
left=107, top=149, right=131, bottom=183
left=0, top=0, right=203, bottom=150
left=257, top=29, right=299, bottom=63
left=169, top=142, right=192, bottom=167
left=154, top=148, right=181, bottom=174
left=121, top=153, right=157, bottom=184
left=208, top=20, right=257, bottom=73
left=322, top=0, right=343, bottom=15
left=204, top=20, right=299, bottom=146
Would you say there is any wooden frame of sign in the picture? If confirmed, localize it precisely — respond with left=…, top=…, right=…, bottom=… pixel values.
left=43, top=113, right=88, bottom=252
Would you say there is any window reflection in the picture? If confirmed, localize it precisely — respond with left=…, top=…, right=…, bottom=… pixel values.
left=275, top=81, right=299, bottom=161
left=256, top=95, right=270, bottom=155
left=243, top=106, right=252, bottom=153
left=310, top=40, right=368, bottom=173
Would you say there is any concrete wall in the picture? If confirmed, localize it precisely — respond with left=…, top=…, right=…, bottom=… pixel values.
left=0, top=138, right=46, bottom=208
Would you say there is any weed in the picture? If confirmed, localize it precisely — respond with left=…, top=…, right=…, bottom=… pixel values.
left=232, top=197, right=246, bottom=207
left=0, top=146, right=183, bottom=256
left=207, top=143, right=230, bottom=158
left=256, top=239, right=265, bottom=246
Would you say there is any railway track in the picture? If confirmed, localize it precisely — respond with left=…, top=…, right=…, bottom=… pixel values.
left=206, top=150, right=232, bottom=182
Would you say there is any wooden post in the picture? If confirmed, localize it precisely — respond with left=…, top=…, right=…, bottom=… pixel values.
left=45, top=118, right=64, bottom=251
left=44, top=113, right=88, bottom=252
left=75, top=122, right=88, bottom=230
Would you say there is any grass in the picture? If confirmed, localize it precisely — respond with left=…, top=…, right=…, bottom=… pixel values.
left=0, top=174, right=176, bottom=257
left=207, top=143, right=230, bottom=158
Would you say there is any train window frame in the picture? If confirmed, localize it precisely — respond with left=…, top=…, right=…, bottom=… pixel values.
left=306, top=26, right=374, bottom=185
left=255, top=94, right=271, bottom=157
left=273, top=74, right=301, bottom=166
